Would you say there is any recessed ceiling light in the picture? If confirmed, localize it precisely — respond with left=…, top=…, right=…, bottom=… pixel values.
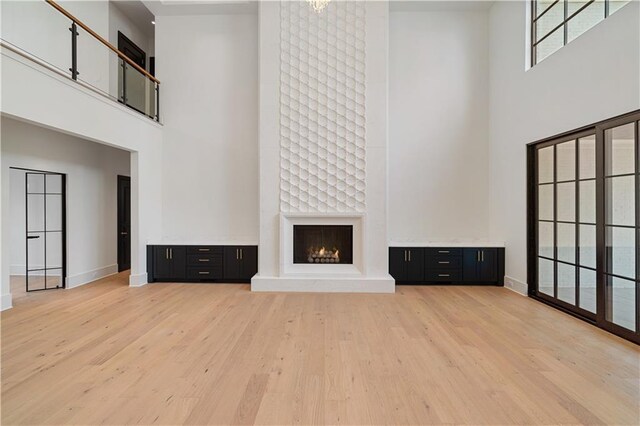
left=151, top=21, right=155, bottom=25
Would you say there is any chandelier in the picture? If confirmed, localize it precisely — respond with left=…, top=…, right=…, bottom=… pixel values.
left=307, top=0, right=330, bottom=13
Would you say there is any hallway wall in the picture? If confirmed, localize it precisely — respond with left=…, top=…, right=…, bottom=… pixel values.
left=2, top=117, right=130, bottom=289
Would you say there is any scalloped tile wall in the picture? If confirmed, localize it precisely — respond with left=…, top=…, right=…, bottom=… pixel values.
left=279, top=0, right=366, bottom=213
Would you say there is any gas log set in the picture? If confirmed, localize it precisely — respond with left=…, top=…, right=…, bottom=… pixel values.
left=307, top=246, right=341, bottom=263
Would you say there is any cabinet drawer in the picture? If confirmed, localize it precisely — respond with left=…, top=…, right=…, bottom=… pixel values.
left=187, top=254, right=222, bottom=266
left=425, top=270, right=462, bottom=282
left=187, top=267, right=222, bottom=280
left=187, top=246, right=223, bottom=255
left=426, top=256, right=462, bottom=269
left=426, top=248, right=463, bottom=257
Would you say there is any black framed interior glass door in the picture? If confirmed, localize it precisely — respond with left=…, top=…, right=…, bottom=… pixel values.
left=534, top=131, right=597, bottom=319
left=26, top=172, right=66, bottom=292
left=602, top=119, right=639, bottom=338
left=528, top=110, right=640, bottom=344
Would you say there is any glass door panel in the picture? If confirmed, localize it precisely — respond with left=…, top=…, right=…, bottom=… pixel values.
left=25, top=172, right=65, bottom=292
left=535, top=134, right=597, bottom=318
left=603, top=121, right=638, bottom=335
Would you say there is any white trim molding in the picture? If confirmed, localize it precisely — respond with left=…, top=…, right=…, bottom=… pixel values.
left=252, top=276, right=394, bottom=293
left=1, top=293, right=13, bottom=311
left=129, top=272, right=148, bottom=288
left=504, top=275, right=528, bottom=295
left=67, top=264, right=118, bottom=289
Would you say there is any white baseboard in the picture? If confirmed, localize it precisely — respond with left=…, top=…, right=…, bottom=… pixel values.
left=11, top=264, right=26, bottom=275
left=1, top=293, right=13, bottom=311
left=129, top=272, right=148, bottom=287
left=66, top=264, right=118, bottom=289
left=504, top=275, right=528, bottom=295
left=251, top=275, right=396, bottom=293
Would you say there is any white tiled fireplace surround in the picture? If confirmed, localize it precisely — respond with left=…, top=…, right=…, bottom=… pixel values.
left=251, top=1, right=395, bottom=293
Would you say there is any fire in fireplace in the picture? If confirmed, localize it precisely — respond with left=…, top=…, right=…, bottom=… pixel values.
left=293, top=225, right=353, bottom=264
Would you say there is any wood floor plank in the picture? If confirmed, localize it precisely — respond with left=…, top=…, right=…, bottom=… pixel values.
left=2, top=272, right=638, bottom=425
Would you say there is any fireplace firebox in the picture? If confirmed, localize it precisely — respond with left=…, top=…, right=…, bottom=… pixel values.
left=293, top=225, right=353, bottom=264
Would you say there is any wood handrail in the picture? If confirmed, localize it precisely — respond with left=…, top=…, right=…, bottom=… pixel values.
left=44, top=0, right=160, bottom=84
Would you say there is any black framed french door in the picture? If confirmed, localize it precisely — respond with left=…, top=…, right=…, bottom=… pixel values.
left=600, top=115, right=639, bottom=341
left=25, top=171, right=67, bottom=292
left=528, top=110, right=640, bottom=344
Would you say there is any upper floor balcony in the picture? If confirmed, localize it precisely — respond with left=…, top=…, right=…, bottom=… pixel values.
left=1, top=0, right=160, bottom=123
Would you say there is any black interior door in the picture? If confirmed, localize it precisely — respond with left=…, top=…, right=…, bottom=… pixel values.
left=117, top=176, right=131, bottom=272
left=118, top=31, right=147, bottom=114
left=25, top=172, right=66, bottom=291
left=118, top=31, right=145, bottom=68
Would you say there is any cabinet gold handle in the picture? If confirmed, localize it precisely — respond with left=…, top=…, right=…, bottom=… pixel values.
left=408, top=250, right=411, bottom=262
left=481, top=251, right=484, bottom=262
left=199, top=259, right=210, bottom=262
left=199, top=248, right=210, bottom=252
left=166, top=248, right=169, bottom=259
left=198, top=271, right=210, bottom=275
left=438, top=274, right=450, bottom=277
left=240, top=249, right=243, bottom=260
left=404, top=250, right=407, bottom=262
left=438, top=250, right=450, bottom=254
left=477, top=250, right=480, bottom=262
left=438, top=261, right=449, bottom=264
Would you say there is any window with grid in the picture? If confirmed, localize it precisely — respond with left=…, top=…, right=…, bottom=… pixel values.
left=531, top=0, right=631, bottom=65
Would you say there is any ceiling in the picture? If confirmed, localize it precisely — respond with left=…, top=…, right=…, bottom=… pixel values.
left=141, top=0, right=257, bottom=16
left=389, top=0, right=495, bottom=12
left=112, top=0, right=156, bottom=36
left=134, top=0, right=494, bottom=17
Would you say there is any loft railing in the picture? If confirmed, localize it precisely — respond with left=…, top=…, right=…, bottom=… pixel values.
left=0, top=0, right=160, bottom=122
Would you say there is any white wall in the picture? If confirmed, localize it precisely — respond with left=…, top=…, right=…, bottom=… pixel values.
left=4, top=118, right=130, bottom=287
left=489, top=0, right=640, bottom=292
left=155, top=13, right=259, bottom=244
left=1, top=44, right=163, bottom=309
left=108, top=1, right=155, bottom=98
left=389, top=9, right=491, bottom=244
left=0, top=0, right=111, bottom=93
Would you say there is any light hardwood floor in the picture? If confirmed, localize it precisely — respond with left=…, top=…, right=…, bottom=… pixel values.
left=2, top=272, right=638, bottom=425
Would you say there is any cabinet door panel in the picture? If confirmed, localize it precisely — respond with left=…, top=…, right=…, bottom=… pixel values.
left=170, top=246, right=186, bottom=280
left=389, top=248, right=406, bottom=282
left=478, top=249, right=498, bottom=282
left=154, top=246, right=173, bottom=280
left=405, top=248, right=424, bottom=283
left=240, top=246, right=258, bottom=279
left=224, top=246, right=242, bottom=280
left=462, top=248, right=480, bottom=282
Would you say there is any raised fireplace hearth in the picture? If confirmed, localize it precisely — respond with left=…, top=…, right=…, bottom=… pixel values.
left=293, top=225, right=353, bottom=264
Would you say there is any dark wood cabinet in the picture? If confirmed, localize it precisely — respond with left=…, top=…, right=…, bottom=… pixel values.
left=390, top=246, right=504, bottom=286
left=153, top=246, right=186, bottom=281
left=148, top=245, right=257, bottom=283
left=389, top=247, right=424, bottom=283
left=224, top=246, right=258, bottom=281
left=463, top=248, right=499, bottom=283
